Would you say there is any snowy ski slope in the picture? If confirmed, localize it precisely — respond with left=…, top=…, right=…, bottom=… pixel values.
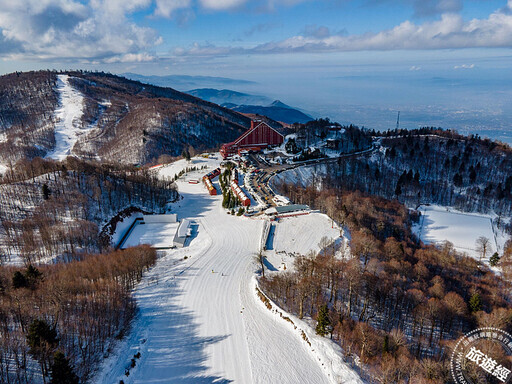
left=47, top=75, right=89, bottom=160
left=95, top=160, right=362, bottom=383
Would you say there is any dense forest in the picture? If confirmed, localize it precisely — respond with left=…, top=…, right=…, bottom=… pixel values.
left=0, top=245, right=156, bottom=383
left=264, top=184, right=512, bottom=383
left=274, top=128, right=512, bottom=216
left=288, top=119, right=373, bottom=157
left=0, top=157, right=177, bottom=264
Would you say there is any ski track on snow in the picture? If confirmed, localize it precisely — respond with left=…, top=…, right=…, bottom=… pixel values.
left=47, top=74, right=90, bottom=160
left=94, top=164, right=351, bottom=383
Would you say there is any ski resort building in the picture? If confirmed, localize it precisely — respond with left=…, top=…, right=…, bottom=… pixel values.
left=230, top=180, right=251, bottom=207
left=203, top=177, right=217, bottom=195
left=220, top=121, right=284, bottom=158
left=119, top=214, right=191, bottom=249
left=173, top=218, right=191, bottom=248
left=265, top=204, right=310, bottom=218
left=202, top=167, right=221, bottom=195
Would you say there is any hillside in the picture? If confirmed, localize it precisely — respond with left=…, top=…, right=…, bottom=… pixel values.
left=229, top=103, right=313, bottom=124
left=0, top=71, right=250, bottom=166
left=274, top=128, right=512, bottom=216
left=0, top=157, right=177, bottom=264
left=186, top=88, right=272, bottom=106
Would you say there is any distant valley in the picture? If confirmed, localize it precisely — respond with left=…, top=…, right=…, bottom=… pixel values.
left=187, top=89, right=313, bottom=124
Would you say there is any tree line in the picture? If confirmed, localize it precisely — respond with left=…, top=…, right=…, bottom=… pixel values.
left=0, top=245, right=157, bottom=383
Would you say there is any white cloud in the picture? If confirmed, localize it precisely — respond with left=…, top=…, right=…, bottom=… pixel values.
left=191, top=7, right=512, bottom=55
left=0, top=0, right=161, bottom=62
left=410, top=65, right=421, bottom=71
left=412, top=0, right=462, bottom=17
left=199, top=0, right=246, bottom=10
left=2, top=0, right=512, bottom=64
left=154, top=0, right=192, bottom=18
left=303, top=25, right=331, bottom=39
left=104, top=53, right=157, bottom=63
left=453, top=64, right=474, bottom=69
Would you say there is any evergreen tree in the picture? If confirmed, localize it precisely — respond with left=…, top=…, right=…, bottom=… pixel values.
left=27, top=319, right=59, bottom=379
left=50, top=351, right=79, bottom=384
left=27, top=319, right=58, bottom=355
left=490, top=252, right=501, bottom=267
left=25, top=265, right=43, bottom=289
left=469, top=167, right=477, bottom=183
left=315, top=304, right=331, bottom=337
left=42, top=184, right=51, bottom=200
left=394, top=182, right=402, bottom=197
left=469, top=292, right=482, bottom=313
left=12, top=271, right=27, bottom=289
left=382, top=335, right=389, bottom=355
left=453, top=173, right=463, bottom=188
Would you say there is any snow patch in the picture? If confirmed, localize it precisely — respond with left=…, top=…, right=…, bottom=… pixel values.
left=157, top=154, right=222, bottom=181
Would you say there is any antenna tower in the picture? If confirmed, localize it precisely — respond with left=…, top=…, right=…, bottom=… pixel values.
left=396, top=111, right=400, bottom=130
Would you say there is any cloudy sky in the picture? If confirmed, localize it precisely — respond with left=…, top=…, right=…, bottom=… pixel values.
left=1, top=0, right=512, bottom=138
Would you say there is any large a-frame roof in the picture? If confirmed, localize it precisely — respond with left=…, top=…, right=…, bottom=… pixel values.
left=233, top=121, right=284, bottom=146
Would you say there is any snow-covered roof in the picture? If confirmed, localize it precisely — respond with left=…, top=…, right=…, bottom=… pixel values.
left=275, top=204, right=310, bottom=214
left=266, top=204, right=310, bottom=216
left=265, top=207, right=278, bottom=215
left=143, top=214, right=178, bottom=224
left=177, top=218, right=191, bottom=238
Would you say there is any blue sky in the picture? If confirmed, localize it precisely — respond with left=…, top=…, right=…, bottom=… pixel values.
left=1, top=0, right=512, bottom=139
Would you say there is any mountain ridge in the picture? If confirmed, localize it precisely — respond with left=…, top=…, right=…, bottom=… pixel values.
left=0, top=71, right=252, bottom=166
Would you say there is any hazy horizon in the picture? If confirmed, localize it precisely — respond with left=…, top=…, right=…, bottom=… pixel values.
left=2, top=0, right=512, bottom=143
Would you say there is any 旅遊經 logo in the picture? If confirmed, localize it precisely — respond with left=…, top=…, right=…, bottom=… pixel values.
left=451, top=327, right=512, bottom=384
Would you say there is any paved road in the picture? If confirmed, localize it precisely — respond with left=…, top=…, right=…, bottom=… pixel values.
left=246, top=145, right=378, bottom=207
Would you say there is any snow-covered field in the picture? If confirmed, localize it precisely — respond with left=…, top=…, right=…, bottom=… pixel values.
left=414, top=205, right=508, bottom=260
left=265, top=213, right=343, bottom=272
left=157, top=155, right=219, bottom=181
left=95, top=161, right=361, bottom=383
left=47, top=75, right=91, bottom=160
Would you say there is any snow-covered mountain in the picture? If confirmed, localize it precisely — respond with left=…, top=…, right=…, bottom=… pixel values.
left=0, top=71, right=251, bottom=165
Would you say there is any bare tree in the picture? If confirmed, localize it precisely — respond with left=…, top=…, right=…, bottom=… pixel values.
left=475, top=236, right=491, bottom=261
left=254, top=251, right=265, bottom=278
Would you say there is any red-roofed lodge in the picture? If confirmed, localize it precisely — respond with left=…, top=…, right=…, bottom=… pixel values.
left=220, top=121, right=284, bottom=159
